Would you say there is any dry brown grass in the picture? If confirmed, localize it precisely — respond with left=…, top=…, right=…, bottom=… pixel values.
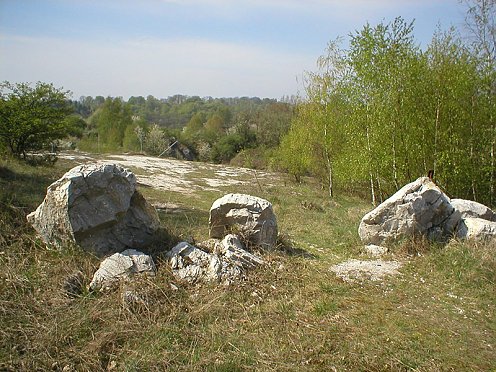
left=0, top=154, right=495, bottom=371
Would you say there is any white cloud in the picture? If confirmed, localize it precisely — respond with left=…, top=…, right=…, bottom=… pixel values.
left=0, top=35, right=314, bottom=98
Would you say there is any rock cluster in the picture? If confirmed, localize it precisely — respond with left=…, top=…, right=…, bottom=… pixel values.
left=358, top=177, right=496, bottom=246
left=27, top=163, right=278, bottom=292
left=166, top=194, right=276, bottom=284
left=166, top=234, right=264, bottom=285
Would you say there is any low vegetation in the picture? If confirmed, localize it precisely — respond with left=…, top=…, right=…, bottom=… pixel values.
left=1, top=155, right=494, bottom=371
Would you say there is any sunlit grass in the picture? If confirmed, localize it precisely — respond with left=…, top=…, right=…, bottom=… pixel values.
left=0, top=153, right=494, bottom=371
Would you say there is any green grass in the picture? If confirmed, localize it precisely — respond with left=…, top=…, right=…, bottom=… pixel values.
left=0, top=153, right=495, bottom=371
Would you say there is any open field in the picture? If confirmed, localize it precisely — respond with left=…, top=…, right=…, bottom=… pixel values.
left=1, top=152, right=495, bottom=371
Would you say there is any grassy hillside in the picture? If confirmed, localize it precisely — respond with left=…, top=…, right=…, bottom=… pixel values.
left=0, top=154, right=495, bottom=371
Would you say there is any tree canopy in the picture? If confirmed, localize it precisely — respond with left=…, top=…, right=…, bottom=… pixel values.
left=278, top=15, right=496, bottom=207
left=0, top=82, right=73, bottom=158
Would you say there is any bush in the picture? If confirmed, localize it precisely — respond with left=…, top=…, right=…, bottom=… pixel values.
left=229, top=147, right=275, bottom=170
left=0, top=81, right=73, bottom=159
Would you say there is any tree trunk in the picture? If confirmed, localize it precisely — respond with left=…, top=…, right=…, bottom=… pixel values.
left=323, top=119, right=333, bottom=198
left=491, top=130, right=495, bottom=206
left=433, top=99, right=441, bottom=177
left=366, top=125, right=376, bottom=205
left=470, top=96, right=477, bottom=201
left=392, top=133, right=399, bottom=190
left=376, top=174, right=383, bottom=203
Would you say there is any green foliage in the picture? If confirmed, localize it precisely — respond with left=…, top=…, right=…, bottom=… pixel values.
left=183, top=112, right=206, bottom=141
left=204, top=113, right=225, bottom=142
left=0, top=81, right=73, bottom=158
left=75, top=93, right=294, bottom=163
left=63, top=114, right=86, bottom=138
left=256, top=102, right=294, bottom=147
left=281, top=17, right=496, bottom=206
left=229, top=147, right=276, bottom=170
left=209, top=121, right=257, bottom=163
left=145, top=124, right=168, bottom=156
left=210, top=134, right=246, bottom=163
left=88, top=97, right=133, bottom=151
left=122, top=124, right=140, bottom=152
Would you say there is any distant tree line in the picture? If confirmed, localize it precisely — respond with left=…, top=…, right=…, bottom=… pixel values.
left=278, top=7, right=495, bottom=206
left=73, top=94, right=294, bottom=166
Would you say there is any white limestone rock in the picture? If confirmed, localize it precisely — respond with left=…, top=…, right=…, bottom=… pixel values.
left=167, top=235, right=264, bottom=285
left=166, top=242, right=223, bottom=284
left=89, top=249, right=156, bottom=291
left=363, top=244, right=389, bottom=257
left=216, top=234, right=265, bottom=269
left=27, top=163, right=160, bottom=256
left=331, top=259, right=402, bottom=283
left=358, top=177, right=456, bottom=245
left=451, top=199, right=496, bottom=222
left=456, top=217, right=496, bottom=241
left=209, top=193, right=278, bottom=250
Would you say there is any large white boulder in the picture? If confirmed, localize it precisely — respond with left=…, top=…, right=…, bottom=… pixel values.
left=456, top=217, right=496, bottom=241
left=89, top=249, right=156, bottom=291
left=27, top=163, right=160, bottom=256
left=358, top=177, right=457, bottom=245
left=451, top=199, right=496, bottom=222
left=209, top=193, right=278, bottom=249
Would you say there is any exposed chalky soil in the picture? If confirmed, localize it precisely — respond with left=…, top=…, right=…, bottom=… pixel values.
left=59, top=152, right=282, bottom=194
left=330, top=259, right=403, bottom=283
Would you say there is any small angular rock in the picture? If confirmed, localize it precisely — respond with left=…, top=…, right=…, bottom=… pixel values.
left=217, top=234, right=264, bottom=269
left=167, top=242, right=222, bottom=284
left=89, top=249, right=156, bottom=291
left=166, top=235, right=264, bottom=285
left=331, top=259, right=402, bottom=283
left=363, top=244, right=388, bottom=257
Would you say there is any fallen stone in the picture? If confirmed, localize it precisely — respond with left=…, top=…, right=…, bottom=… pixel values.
left=456, top=217, right=496, bottom=241
left=166, top=235, right=264, bottom=285
left=167, top=242, right=222, bottom=284
left=216, top=234, right=265, bottom=269
left=209, top=193, right=278, bottom=249
left=363, top=244, right=388, bottom=257
left=451, top=199, right=496, bottom=222
left=27, top=163, right=160, bottom=256
left=358, top=177, right=456, bottom=245
left=89, top=249, right=156, bottom=291
left=330, top=259, right=402, bottom=283
left=196, top=238, right=222, bottom=253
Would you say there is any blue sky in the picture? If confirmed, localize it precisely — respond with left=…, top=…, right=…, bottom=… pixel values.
left=0, top=0, right=467, bottom=100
